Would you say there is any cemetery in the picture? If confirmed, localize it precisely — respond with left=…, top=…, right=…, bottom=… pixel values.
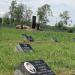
left=0, top=0, right=75, bottom=75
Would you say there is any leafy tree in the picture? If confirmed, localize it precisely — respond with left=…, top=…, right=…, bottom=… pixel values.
left=37, top=4, right=52, bottom=25
left=60, top=11, right=70, bottom=25
left=9, top=0, right=32, bottom=25
left=14, top=4, right=24, bottom=24
left=23, top=7, right=32, bottom=21
left=9, top=0, right=17, bottom=24
left=23, top=7, right=32, bottom=25
left=2, top=13, right=10, bottom=25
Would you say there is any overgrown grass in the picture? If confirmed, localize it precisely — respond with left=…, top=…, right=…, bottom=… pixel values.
left=0, top=28, right=75, bottom=75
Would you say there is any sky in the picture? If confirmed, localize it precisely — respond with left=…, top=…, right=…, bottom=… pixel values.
left=0, top=0, right=75, bottom=26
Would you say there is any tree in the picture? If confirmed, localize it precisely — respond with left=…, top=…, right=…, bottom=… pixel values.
left=14, top=4, right=25, bottom=24
left=9, top=0, right=17, bottom=24
left=37, top=4, right=52, bottom=25
left=24, top=8, right=32, bottom=21
left=60, top=11, right=70, bottom=25
left=2, top=13, right=10, bottom=25
left=9, top=1, right=32, bottom=25
left=23, top=7, right=32, bottom=25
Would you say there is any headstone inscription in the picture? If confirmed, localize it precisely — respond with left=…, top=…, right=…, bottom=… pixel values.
left=22, top=34, right=34, bottom=42
left=14, top=60, right=55, bottom=75
left=16, top=43, right=33, bottom=52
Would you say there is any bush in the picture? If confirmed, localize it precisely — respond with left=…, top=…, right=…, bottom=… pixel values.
left=55, top=21, right=64, bottom=29
left=2, top=18, right=10, bottom=25
left=67, top=28, right=74, bottom=33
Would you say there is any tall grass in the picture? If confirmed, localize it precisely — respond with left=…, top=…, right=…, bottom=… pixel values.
left=0, top=28, right=75, bottom=75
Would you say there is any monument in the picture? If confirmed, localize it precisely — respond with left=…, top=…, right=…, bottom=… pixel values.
left=72, top=38, right=75, bottom=42
left=32, top=16, right=36, bottom=29
left=14, top=60, right=55, bottom=75
left=16, top=43, right=33, bottom=52
left=22, top=34, right=34, bottom=42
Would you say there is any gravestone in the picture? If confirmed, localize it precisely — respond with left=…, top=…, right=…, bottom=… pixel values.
left=51, top=37, right=59, bottom=42
left=32, top=16, right=36, bottom=29
left=14, top=60, right=55, bottom=75
left=16, top=43, right=33, bottom=52
left=22, top=34, right=34, bottom=42
left=72, top=38, right=75, bottom=42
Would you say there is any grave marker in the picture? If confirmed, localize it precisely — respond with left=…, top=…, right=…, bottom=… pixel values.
left=32, top=16, right=36, bottom=29
left=14, top=60, right=55, bottom=75
left=72, top=38, right=75, bottom=42
left=51, top=37, right=59, bottom=42
left=16, top=43, right=33, bottom=52
left=22, top=34, right=34, bottom=42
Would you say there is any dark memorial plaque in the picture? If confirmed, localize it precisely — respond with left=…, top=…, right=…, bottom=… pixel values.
left=16, top=43, right=33, bottom=52
left=14, top=60, right=55, bottom=75
left=22, top=34, right=34, bottom=42
left=32, top=16, right=36, bottom=29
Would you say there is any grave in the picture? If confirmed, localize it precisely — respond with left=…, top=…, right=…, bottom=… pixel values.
left=51, top=37, right=59, bottom=42
left=16, top=43, right=33, bottom=52
left=14, top=60, right=55, bottom=75
left=72, top=38, right=75, bottom=42
left=22, top=34, right=34, bottom=42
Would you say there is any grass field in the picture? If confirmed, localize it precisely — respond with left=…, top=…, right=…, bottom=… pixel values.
left=0, top=28, right=75, bottom=75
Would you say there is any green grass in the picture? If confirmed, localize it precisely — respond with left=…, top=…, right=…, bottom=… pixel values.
left=0, top=28, right=75, bottom=75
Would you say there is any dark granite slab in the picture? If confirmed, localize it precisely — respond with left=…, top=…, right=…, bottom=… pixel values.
left=14, top=60, right=55, bottom=75
left=16, top=43, right=33, bottom=52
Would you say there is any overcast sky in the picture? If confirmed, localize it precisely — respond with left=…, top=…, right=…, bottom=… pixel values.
left=0, top=0, right=75, bottom=26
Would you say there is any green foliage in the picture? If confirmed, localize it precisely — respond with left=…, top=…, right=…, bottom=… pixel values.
left=67, top=27, right=75, bottom=33
left=2, top=18, right=10, bottom=25
left=2, top=14, right=10, bottom=25
left=37, top=4, right=52, bottom=25
left=9, top=0, right=17, bottom=24
left=60, top=11, right=70, bottom=25
left=55, top=21, right=64, bottom=29
left=24, top=19, right=31, bottom=26
left=67, top=28, right=74, bottom=33
left=9, top=1, right=32, bottom=25
left=23, top=7, right=32, bottom=21
left=14, top=4, right=25, bottom=24
left=22, top=7, right=32, bottom=25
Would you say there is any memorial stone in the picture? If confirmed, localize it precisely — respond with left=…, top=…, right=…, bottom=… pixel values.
left=16, top=43, right=33, bottom=52
left=32, top=16, right=36, bottom=29
left=14, top=60, right=55, bottom=75
left=22, top=34, right=34, bottom=42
